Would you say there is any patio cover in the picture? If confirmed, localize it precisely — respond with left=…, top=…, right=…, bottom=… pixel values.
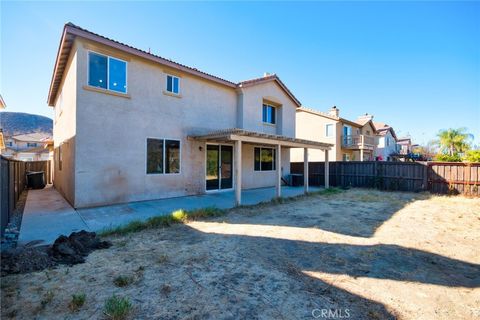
left=189, top=128, right=332, bottom=150
left=189, top=128, right=333, bottom=205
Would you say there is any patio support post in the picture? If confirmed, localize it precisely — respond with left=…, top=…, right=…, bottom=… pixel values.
left=324, top=149, right=329, bottom=189
left=276, top=144, right=282, bottom=198
left=304, top=148, right=309, bottom=194
left=235, top=140, right=242, bottom=206
left=360, top=148, right=364, bottom=162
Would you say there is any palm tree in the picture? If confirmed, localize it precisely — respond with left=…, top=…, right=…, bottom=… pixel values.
left=437, top=128, right=473, bottom=156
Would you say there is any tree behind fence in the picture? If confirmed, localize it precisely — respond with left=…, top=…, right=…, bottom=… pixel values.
left=290, top=161, right=480, bottom=196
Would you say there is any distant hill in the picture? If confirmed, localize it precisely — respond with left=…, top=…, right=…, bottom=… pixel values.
left=0, top=112, right=53, bottom=137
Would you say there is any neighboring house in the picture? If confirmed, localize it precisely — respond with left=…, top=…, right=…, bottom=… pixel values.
left=374, top=122, right=399, bottom=161
left=292, top=106, right=377, bottom=162
left=47, top=23, right=331, bottom=208
left=1, top=132, right=51, bottom=161
left=397, top=138, right=412, bottom=155
left=0, top=129, right=5, bottom=151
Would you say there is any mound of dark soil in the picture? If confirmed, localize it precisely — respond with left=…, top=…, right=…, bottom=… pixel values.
left=1, top=231, right=111, bottom=276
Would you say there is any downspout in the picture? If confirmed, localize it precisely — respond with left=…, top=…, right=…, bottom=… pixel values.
left=235, top=88, right=244, bottom=129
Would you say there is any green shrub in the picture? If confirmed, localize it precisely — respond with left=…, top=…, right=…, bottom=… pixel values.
left=104, top=295, right=132, bottom=320
left=435, top=153, right=462, bottom=162
left=113, top=275, right=134, bottom=287
left=463, top=150, right=480, bottom=163
left=40, top=291, right=54, bottom=309
left=68, top=293, right=86, bottom=312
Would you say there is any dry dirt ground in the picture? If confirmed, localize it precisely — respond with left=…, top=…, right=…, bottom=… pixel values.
left=1, top=189, right=479, bottom=320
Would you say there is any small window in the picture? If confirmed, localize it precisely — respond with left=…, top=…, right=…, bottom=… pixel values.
left=88, top=52, right=127, bottom=93
left=254, top=147, right=276, bottom=171
left=342, top=154, right=350, bottom=161
left=262, top=104, right=276, bottom=124
left=58, top=145, right=63, bottom=171
left=27, top=143, right=37, bottom=147
left=166, top=75, right=180, bottom=94
left=146, top=138, right=181, bottom=174
left=325, top=124, right=334, bottom=137
left=6, top=141, right=12, bottom=147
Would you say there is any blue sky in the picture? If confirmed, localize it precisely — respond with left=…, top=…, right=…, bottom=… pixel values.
left=1, top=1, right=479, bottom=145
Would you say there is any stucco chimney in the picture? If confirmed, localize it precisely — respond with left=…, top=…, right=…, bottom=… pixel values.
left=263, top=72, right=271, bottom=77
left=357, top=113, right=374, bottom=123
left=328, top=106, right=339, bottom=117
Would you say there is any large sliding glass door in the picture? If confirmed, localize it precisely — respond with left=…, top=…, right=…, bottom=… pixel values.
left=206, top=144, right=233, bottom=191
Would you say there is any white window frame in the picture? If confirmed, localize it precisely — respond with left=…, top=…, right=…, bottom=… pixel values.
left=343, top=153, right=350, bottom=161
left=166, top=74, right=180, bottom=95
left=145, top=137, right=181, bottom=175
left=325, top=124, right=334, bottom=137
left=87, top=50, right=128, bottom=94
left=254, top=147, right=276, bottom=172
left=262, top=103, right=276, bottom=125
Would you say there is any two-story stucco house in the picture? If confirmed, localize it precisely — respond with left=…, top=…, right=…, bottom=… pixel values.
left=292, top=106, right=376, bottom=162
left=47, top=23, right=331, bottom=208
left=397, top=138, right=413, bottom=155
left=1, top=133, right=51, bottom=161
left=373, top=122, right=399, bottom=161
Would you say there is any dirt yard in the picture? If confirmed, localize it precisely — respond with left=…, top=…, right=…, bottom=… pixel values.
left=1, top=189, right=479, bottom=319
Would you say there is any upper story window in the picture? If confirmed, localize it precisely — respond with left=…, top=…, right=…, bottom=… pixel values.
left=262, top=104, right=276, bottom=124
left=27, top=143, right=37, bottom=147
left=88, top=52, right=127, bottom=93
left=166, top=75, right=180, bottom=94
left=325, top=124, right=334, bottom=137
left=6, top=141, right=12, bottom=147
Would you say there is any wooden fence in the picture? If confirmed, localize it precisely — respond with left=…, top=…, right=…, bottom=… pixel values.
left=290, top=161, right=480, bottom=196
left=0, top=156, right=52, bottom=236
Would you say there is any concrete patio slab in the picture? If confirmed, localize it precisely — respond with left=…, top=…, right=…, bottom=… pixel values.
left=78, top=186, right=321, bottom=232
left=18, top=185, right=89, bottom=245
left=18, top=185, right=320, bottom=244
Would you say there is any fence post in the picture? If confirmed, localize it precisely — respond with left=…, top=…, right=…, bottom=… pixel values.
left=423, top=162, right=428, bottom=191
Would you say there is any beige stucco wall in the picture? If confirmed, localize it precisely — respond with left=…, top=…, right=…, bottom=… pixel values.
left=241, top=143, right=290, bottom=189
left=53, top=44, right=78, bottom=205
left=56, top=38, right=296, bottom=208
left=291, top=110, right=337, bottom=162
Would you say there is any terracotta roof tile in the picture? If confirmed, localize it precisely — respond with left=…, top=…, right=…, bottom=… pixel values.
left=66, top=23, right=236, bottom=87
left=49, top=23, right=302, bottom=108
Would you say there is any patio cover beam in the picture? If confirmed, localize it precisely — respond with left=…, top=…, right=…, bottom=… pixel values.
left=189, top=129, right=332, bottom=150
